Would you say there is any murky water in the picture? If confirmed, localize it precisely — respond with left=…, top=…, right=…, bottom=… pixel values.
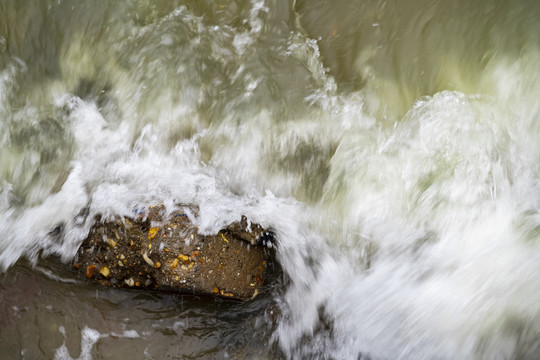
left=1, top=0, right=540, bottom=358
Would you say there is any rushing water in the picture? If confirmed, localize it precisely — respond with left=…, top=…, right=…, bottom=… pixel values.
left=1, top=0, right=540, bottom=358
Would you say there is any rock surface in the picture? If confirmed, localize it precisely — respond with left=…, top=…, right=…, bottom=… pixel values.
left=73, top=205, right=271, bottom=301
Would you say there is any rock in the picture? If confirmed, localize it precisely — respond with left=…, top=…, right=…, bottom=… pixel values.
left=72, top=205, right=271, bottom=301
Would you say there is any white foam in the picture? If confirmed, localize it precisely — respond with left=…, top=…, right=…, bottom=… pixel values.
left=54, top=326, right=102, bottom=360
left=2, top=1, right=540, bottom=359
left=54, top=326, right=142, bottom=360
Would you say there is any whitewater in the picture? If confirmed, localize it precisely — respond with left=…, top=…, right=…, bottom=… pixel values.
left=1, top=0, right=540, bottom=358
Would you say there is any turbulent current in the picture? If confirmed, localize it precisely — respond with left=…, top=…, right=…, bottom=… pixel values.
left=1, top=0, right=540, bottom=359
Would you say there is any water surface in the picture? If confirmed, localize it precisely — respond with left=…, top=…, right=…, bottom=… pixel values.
left=1, top=0, right=540, bottom=358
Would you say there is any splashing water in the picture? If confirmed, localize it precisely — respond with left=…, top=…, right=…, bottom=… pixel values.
left=1, top=0, right=540, bottom=358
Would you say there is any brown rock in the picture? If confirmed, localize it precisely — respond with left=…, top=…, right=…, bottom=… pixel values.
left=73, top=205, right=271, bottom=301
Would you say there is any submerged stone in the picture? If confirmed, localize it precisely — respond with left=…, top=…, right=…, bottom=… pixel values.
left=73, top=205, right=271, bottom=301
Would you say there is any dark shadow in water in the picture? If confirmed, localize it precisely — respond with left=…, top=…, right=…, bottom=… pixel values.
left=0, top=253, right=286, bottom=359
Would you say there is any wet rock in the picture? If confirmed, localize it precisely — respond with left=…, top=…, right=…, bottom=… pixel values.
left=73, top=205, right=270, bottom=301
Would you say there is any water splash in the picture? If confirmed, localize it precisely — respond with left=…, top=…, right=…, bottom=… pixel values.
left=1, top=0, right=540, bottom=359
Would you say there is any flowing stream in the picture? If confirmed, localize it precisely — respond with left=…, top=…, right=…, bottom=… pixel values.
left=1, top=0, right=540, bottom=359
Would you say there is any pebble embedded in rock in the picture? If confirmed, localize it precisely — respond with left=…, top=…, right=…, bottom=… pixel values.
left=99, top=266, right=110, bottom=278
left=84, top=265, right=96, bottom=279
